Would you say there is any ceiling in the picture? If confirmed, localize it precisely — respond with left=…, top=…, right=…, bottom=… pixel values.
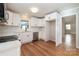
left=6, top=3, right=79, bottom=17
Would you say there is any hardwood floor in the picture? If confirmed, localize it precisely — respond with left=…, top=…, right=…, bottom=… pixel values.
left=62, top=34, right=76, bottom=50
left=21, top=40, right=79, bottom=56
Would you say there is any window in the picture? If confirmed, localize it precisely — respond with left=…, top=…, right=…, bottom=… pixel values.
left=66, top=24, right=71, bottom=30
left=20, top=20, right=29, bottom=32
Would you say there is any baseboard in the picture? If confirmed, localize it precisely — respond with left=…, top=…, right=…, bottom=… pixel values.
left=21, top=41, right=33, bottom=45
left=39, top=39, right=56, bottom=43
left=39, top=39, right=46, bottom=41
left=47, top=40, right=56, bottom=44
left=22, top=39, right=56, bottom=45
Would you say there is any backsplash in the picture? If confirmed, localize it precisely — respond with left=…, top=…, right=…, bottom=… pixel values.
left=0, top=26, right=21, bottom=37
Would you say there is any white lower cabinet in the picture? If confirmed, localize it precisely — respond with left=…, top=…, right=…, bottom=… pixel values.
left=0, top=40, right=21, bottom=56
left=19, top=32, right=33, bottom=44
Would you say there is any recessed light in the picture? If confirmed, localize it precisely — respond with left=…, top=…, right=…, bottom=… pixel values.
left=30, top=7, right=39, bottom=13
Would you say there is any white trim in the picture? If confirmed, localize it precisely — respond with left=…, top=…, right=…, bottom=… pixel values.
left=55, top=13, right=62, bottom=46
left=60, top=7, right=79, bottom=17
left=76, top=13, right=79, bottom=49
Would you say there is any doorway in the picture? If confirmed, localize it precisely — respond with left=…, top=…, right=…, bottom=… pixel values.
left=62, top=15, right=76, bottom=49
left=45, top=20, right=56, bottom=43
left=33, top=32, right=39, bottom=42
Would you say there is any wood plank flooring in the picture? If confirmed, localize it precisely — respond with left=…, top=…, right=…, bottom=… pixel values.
left=21, top=40, right=79, bottom=56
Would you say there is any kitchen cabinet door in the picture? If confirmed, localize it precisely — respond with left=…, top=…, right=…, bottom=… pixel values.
left=6, top=11, right=13, bottom=25
left=30, top=17, right=38, bottom=26
left=6, top=11, right=21, bottom=26
left=38, top=19, right=45, bottom=27
left=19, top=32, right=33, bottom=44
left=13, top=13, right=20, bottom=26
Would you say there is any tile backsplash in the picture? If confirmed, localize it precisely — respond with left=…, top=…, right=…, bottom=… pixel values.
left=0, top=26, right=21, bottom=37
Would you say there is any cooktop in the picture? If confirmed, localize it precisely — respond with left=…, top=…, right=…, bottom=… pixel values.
left=0, top=35, right=18, bottom=43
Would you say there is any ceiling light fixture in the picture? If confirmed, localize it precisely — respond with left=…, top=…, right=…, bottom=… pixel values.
left=30, top=7, right=39, bottom=13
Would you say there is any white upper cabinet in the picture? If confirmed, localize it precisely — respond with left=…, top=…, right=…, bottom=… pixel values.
left=30, top=17, right=37, bottom=26
left=38, top=18, right=45, bottom=27
left=13, top=13, right=20, bottom=26
left=30, top=17, right=44, bottom=27
left=6, top=11, right=13, bottom=25
left=6, top=10, right=21, bottom=26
